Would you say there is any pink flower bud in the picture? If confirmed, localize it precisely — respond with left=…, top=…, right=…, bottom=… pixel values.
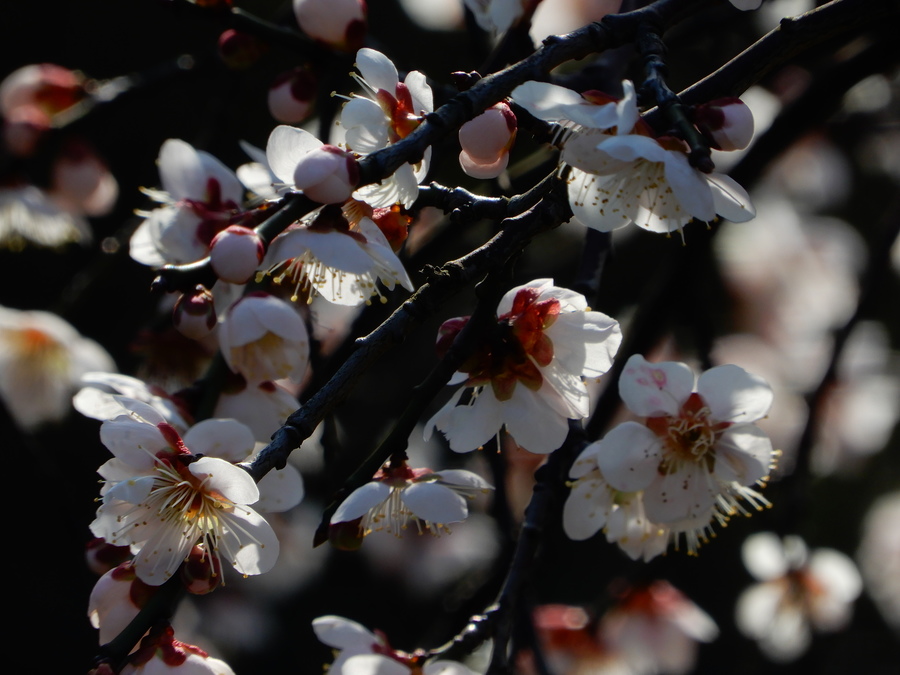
left=292, top=144, right=359, bottom=204
left=209, top=225, right=265, bottom=284
left=49, top=140, right=119, bottom=216
left=693, top=97, right=754, bottom=151
left=173, top=285, right=217, bottom=340
left=217, top=29, right=268, bottom=70
left=458, top=102, right=517, bottom=179
left=268, top=67, right=316, bottom=123
left=180, top=545, right=223, bottom=595
left=293, top=0, right=367, bottom=52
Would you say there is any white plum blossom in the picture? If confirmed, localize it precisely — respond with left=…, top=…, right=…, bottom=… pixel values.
left=736, top=532, right=863, bottom=662
left=120, top=626, right=235, bottom=675
left=339, top=48, right=433, bottom=208
left=73, top=371, right=191, bottom=431
left=857, top=491, right=900, bottom=632
left=463, top=0, right=526, bottom=36
left=331, top=462, right=493, bottom=538
left=512, top=79, right=754, bottom=235
left=258, top=203, right=413, bottom=306
left=217, top=292, right=310, bottom=385
left=594, top=354, right=775, bottom=542
left=426, top=279, right=621, bottom=454
left=600, top=581, right=719, bottom=675
left=313, top=615, right=481, bottom=675
left=130, top=139, right=245, bottom=266
left=563, top=442, right=670, bottom=562
left=90, top=397, right=281, bottom=585
left=0, top=306, right=115, bottom=429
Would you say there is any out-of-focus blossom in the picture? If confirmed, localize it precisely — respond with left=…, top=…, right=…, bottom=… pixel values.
left=564, top=442, right=670, bottom=562
left=729, top=0, right=763, bottom=10
left=313, top=615, right=481, bottom=675
left=513, top=79, right=754, bottom=235
left=267, top=67, right=316, bottom=123
left=463, top=0, right=528, bottom=36
left=90, top=397, right=281, bottom=585
left=73, top=372, right=192, bottom=431
left=458, top=102, right=517, bottom=179
left=130, top=139, right=245, bottom=266
left=292, top=0, right=367, bottom=52
left=339, top=48, right=432, bottom=208
left=0, top=182, right=93, bottom=249
left=89, top=562, right=157, bottom=644
left=426, top=279, right=621, bottom=454
left=857, top=491, right=900, bottom=633
left=217, top=292, right=309, bottom=386
left=600, top=581, right=718, bottom=675
left=330, top=461, right=493, bottom=538
left=265, top=124, right=358, bottom=204
left=259, top=203, right=413, bottom=307
left=213, top=379, right=298, bottom=444
left=594, top=355, right=774, bottom=547
left=120, top=626, right=235, bottom=675
left=208, top=224, right=265, bottom=284
left=48, top=139, right=118, bottom=216
left=173, top=285, right=218, bottom=340
left=530, top=604, right=634, bottom=675
left=0, top=306, right=115, bottom=429
left=736, top=532, right=863, bottom=662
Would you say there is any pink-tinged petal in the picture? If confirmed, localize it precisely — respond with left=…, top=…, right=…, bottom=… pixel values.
left=661, top=151, right=716, bottom=222
left=312, top=615, right=378, bottom=651
left=642, top=463, right=718, bottom=524
left=266, top=125, right=323, bottom=185
left=742, top=532, right=789, bottom=581
left=496, top=279, right=552, bottom=315
left=594, top=422, right=662, bottom=492
left=218, top=506, right=280, bottom=576
left=343, top=654, right=410, bottom=675
left=569, top=442, right=602, bottom=479
left=256, top=464, right=305, bottom=513
left=459, top=150, right=509, bottom=179
left=434, top=469, right=493, bottom=491
left=332, top=481, right=392, bottom=523
left=707, top=173, right=755, bottom=222
left=355, top=48, right=399, bottom=93
left=619, top=354, right=695, bottom=417
left=401, top=482, right=468, bottom=523
left=563, top=475, right=613, bottom=540
left=714, top=425, right=773, bottom=485
left=190, top=457, right=260, bottom=505
left=183, top=418, right=255, bottom=462
left=697, top=364, right=773, bottom=423
left=503, top=385, right=572, bottom=453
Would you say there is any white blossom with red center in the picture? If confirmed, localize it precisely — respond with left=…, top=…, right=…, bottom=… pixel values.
left=130, top=139, right=246, bottom=266
left=330, top=461, right=493, bottom=538
left=512, top=79, right=755, bottom=235
left=258, top=203, right=413, bottom=306
left=599, top=581, right=719, bottom=675
left=313, top=615, right=481, bottom=675
left=426, top=279, right=621, bottom=454
left=735, top=532, right=862, bottom=662
left=595, top=354, right=775, bottom=535
left=339, top=48, right=433, bottom=208
left=90, top=397, right=280, bottom=585
left=120, top=625, right=235, bottom=675
left=0, top=306, right=115, bottom=429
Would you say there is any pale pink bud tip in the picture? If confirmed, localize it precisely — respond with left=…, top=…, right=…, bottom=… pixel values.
left=268, top=68, right=316, bottom=123
left=458, top=103, right=516, bottom=178
left=293, top=0, right=367, bottom=52
left=694, top=98, right=754, bottom=151
left=293, top=145, right=358, bottom=204
left=209, top=225, right=266, bottom=283
left=173, top=285, right=217, bottom=340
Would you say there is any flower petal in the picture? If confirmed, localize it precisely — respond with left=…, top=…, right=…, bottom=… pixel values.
left=619, top=354, right=695, bottom=417
left=401, top=482, right=468, bottom=524
left=594, top=422, right=662, bottom=491
left=332, top=481, right=392, bottom=523
left=697, top=363, right=773, bottom=424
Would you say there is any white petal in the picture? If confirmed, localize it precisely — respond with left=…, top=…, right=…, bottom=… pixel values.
left=256, top=464, right=305, bottom=513
left=742, top=531, right=789, bottom=580
left=342, top=654, right=410, bottom=675
left=618, top=354, right=695, bottom=417
left=190, top=456, right=260, bottom=505
left=714, top=425, right=773, bottom=486
left=423, top=661, right=480, bottom=675
left=312, top=615, right=378, bottom=651
left=563, top=475, right=612, bottom=540
left=569, top=442, right=602, bottom=479
left=355, top=49, right=399, bottom=93
left=332, top=481, right=392, bottom=523
left=642, top=463, right=718, bottom=524
left=697, top=364, right=773, bottom=424
left=342, top=97, right=390, bottom=153
left=183, top=418, right=255, bottom=462
left=809, top=548, right=862, bottom=604
left=594, top=422, right=662, bottom=492
left=401, top=482, right=468, bottom=523
left=404, top=70, right=433, bottom=114
left=218, top=506, right=280, bottom=576
left=549, top=310, right=621, bottom=378
left=707, top=173, right=755, bottom=222
left=104, top=475, right=157, bottom=505
left=266, top=125, right=322, bottom=185
left=511, top=81, right=619, bottom=129
left=502, top=385, right=572, bottom=453
left=429, top=388, right=502, bottom=453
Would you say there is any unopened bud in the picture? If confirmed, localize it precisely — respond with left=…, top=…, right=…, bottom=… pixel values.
left=217, top=29, right=268, bottom=70
left=173, top=285, right=217, bottom=340
left=693, top=97, right=754, bottom=151
left=436, top=316, right=470, bottom=358
left=209, top=224, right=265, bottom=284
left=293, top=0, right=367, bottom=52
left=293, top=144, right=358, bottom=204
left=268, top=67, right=316, bottom=123
left=181, top=545, right=223, bottom=595
left=458, top=102, right=517, bottom=179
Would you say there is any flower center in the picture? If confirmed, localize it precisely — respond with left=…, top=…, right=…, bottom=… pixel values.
left=5, top=326, right=70, bottom=372
left=647, top=393, right=725, bottom=472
